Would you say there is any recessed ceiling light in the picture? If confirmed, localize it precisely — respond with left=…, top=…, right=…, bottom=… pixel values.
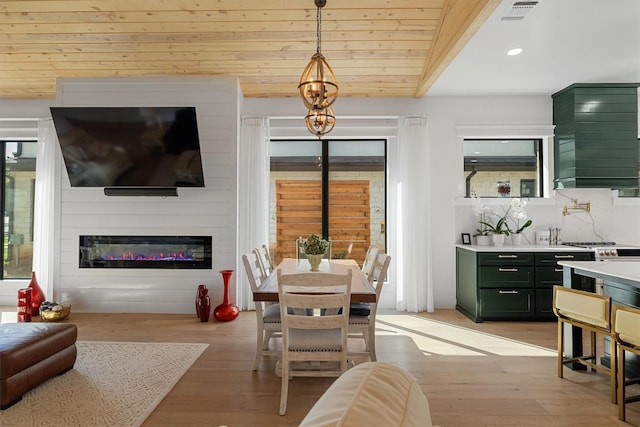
left=507, top=47, right=523, bottom=56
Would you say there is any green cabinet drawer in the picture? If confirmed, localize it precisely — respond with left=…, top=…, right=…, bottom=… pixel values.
left=478, top=252, right=534, bottom=266
left=480, top=288, right=534, bottom=320
left=479, top=266, right=534, bottom=288
left=535, top=288, right=556, bottom=320
left=534, top=252, right=593, bottom=265
left=535, top=266, right=564, bottom=288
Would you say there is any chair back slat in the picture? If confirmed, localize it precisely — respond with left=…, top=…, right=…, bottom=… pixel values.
left=242, top=252, right=264, bottom=292
left=362, top=246, right=379, bottom=277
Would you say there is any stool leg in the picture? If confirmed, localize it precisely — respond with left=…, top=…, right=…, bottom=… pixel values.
left=557, top=320, right=564, bottom=378
left=590, top=331, right=596, bottom=372
left=618, top=346, right=626, bottom=421
left=610, top=334, right=617, bottom=404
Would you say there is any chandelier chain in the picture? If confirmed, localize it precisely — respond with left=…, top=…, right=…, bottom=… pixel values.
left=316, top=6, right=322, bottom=54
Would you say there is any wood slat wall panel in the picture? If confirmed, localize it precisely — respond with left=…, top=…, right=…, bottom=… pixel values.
left=275, top=180, right=370, bottom=264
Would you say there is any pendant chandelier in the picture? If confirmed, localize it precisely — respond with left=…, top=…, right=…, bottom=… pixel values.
left=298, top=0, right=338, bottom=137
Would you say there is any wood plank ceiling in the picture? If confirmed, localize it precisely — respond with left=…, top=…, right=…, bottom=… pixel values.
left=0, top=0, right=502, bottom=100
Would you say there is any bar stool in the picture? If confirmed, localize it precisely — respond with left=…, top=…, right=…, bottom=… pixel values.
left=552, top=285, right=616, bottom=403
left=612, top=303, right=640, bottom=421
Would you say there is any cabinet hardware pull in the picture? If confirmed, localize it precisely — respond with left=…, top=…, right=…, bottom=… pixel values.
left=554, top=255, right=574, bottom=259
left=498, top=255, right=518, bottom=258
left=499, top=290, right=519, bottom=294
left=498, top=268, right=518, bottom=272
left=555, top=268, right=563, bottom=272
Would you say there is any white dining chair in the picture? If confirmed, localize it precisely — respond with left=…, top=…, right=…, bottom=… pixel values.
left=242, top=252, right=281, bottom=371
left=349, top=253, right=391, bottom=362
left=254, top=245, right=274, bottom=278
left=361, top=246, right=379, bottom=278
left=277, top=269, right=352, bottom=415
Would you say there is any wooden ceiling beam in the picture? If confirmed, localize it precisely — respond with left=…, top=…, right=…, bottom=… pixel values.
left=414, top=0, right=502, bottom=97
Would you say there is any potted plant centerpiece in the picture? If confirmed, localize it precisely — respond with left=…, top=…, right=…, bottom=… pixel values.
left=303, top=234, right=329, bottom=271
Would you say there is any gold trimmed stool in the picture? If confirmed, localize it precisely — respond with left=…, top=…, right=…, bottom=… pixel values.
left=552, top=285, right=616, bottom=403
left=612, top=303, right=640, bottom=421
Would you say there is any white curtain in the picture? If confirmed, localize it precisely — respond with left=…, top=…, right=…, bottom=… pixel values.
left=32, top=119, right=57, bottom=299
left=237, top=117, right=270, bottom=310
left=395, top=116, right=433, bottom=313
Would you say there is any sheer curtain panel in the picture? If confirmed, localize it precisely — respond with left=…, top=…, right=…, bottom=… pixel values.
left=32, top=119, right=57, bottom=300
left=395, top=116, right=433, bottom=313
left=237, top=117, right=270, bottom=310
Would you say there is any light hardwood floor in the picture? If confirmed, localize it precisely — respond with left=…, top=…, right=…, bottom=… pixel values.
left=2, top=308, right=638, bottom=426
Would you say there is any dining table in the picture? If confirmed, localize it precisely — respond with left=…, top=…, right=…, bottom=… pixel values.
left=253, top=258, right=376, bottom=303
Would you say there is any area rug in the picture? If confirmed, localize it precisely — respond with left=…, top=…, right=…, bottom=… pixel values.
left=0, top=341, right=209, bottom=427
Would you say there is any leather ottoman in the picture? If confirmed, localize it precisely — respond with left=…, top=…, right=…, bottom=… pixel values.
left=0, top=322, right=77, bottom=409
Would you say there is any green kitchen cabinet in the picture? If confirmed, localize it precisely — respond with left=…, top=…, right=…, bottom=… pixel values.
left=456, top=247, right=594, bottom=322
left=552, top=83, right=639, bottom=189
left=533, top=252, right=594, bottom=320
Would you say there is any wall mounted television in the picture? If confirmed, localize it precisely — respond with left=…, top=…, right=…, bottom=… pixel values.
left=50, top=106, right=205, bottom=188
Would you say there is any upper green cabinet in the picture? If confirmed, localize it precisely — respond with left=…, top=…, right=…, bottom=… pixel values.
left=552, top=83, right=639, bottom=189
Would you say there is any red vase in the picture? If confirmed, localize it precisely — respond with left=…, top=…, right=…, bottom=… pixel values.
left=27, top=271, right=45, bottom=316
left=197, top=294, right=211, bottom=322
left=196, top=284, right=207, bottom=318
left=214, top=269, right=239, bottom=321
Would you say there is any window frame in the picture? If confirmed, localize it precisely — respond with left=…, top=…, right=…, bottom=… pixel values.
left=2, top=139, right=37, bottom=279
left=463, top=138, right=544, bottom=198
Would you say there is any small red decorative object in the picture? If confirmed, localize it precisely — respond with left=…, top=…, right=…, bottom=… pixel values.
left=214, top=269, right=239, bottom=321
left=17, top=288, right=32, bottom=322
left=195, top=284, right=207, bottom=318
left=197, top=290, right=211, bottom=322
left=27, top=271, right=45, bottom=316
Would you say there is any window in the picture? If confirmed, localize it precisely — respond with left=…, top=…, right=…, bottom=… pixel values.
left=270, top=139, right=386, bottom=265
left=464, top=139, right=543, bottom=198
left=3, top=141, right=36, bottom=279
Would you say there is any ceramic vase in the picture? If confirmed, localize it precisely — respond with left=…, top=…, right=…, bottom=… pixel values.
left=307, top=254, right=323, bottom=271
left=196, top=285, right=211, bottom=322
left=511, top=233, right=523, bottom=246
left=214, top=270, right=239, bottom=321
left=476, top=235, right=491, bottom=246
left=27, top=271, right=45, bottom=316
left=195, top=284, right=207, bottom=318
left=197, top=294, right=211, bottom=322
left=492, top=234, right=505, bottom=247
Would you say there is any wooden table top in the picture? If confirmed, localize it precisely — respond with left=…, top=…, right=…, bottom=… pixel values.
left=253, top=258, right=376, bottom=303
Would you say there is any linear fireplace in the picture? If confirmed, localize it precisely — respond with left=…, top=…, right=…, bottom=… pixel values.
left=79, top=235, right=212, bottom=269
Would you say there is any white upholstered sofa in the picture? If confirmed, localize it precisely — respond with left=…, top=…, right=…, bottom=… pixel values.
left=299, top=361, right=432, bottom=427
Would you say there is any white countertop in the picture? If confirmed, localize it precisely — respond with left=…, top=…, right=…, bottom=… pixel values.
left=558, top=260, right=640, bottom=284
left=455, top=244, right=595, bottom=253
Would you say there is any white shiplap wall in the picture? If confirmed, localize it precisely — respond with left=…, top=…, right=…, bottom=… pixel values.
left=54, top=77, right=240, bottom=313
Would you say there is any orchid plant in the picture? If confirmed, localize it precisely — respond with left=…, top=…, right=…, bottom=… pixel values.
left=471, top=194, right=533, bottom=237
left=471, top=194, right=495, bottom=236
left=506, top=198, right=533, bottom=234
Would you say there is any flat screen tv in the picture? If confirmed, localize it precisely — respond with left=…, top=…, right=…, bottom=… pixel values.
left=50, top=106, right=205, bottom=188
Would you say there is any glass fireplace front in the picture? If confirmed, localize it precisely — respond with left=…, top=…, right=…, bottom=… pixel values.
left=79, top=235, right=212, bottom=269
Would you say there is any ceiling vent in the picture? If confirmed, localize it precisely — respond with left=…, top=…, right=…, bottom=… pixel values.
left=499, top=1, right=540, bottom=21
